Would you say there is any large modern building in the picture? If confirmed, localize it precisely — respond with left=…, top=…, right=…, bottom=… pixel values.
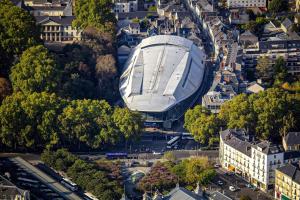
left=119, top=35, right=206, bottom=128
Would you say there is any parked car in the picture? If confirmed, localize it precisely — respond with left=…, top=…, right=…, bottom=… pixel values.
left=152, top=151, right=162, bottom=155
left=214, top=164, right=221, bottom=168
left=217, top=180, right=224, bottom=186
left=229, top=186, right=236, bottom=192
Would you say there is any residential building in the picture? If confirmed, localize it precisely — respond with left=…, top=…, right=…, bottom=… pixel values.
left=245, top=81, right=264, bottom=93
left=226, top=0, right=267, bottom=8
left=24, top=0, right=73, bottom=16
left=113, top=0, right=139, bottom=13
left=0, top=175, right=30, bottom=200
left=283, top=132, right=300, bottom=151
left=202, top=83, right=237, bottom=113
left=238, top=30, right=258, bottom=47
left=128, top=22, right=141, bottom=34
left=275, top=163, right=300, bottom=200
left=36, top=16, right=81, bottom=43
left=229, top=9, right=249, bottom=25
left=219, top=129, right=285, bottom=191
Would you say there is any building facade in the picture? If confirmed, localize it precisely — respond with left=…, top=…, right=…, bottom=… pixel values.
left=219, top=129, right=285, bottom=191
left=226, top=0, right=267, bottom=8
left=36, top=16, right=81, bottom=43
left=114, top=0, right=139, bottom=13
left=275, top=164, right=300, bottom=200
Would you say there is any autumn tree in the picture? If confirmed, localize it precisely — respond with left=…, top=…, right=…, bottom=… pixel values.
left=255, top=56, right=271, bottom=81
left=10, top=45, right=61, bottom=93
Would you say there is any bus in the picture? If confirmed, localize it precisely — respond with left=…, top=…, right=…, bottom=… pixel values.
left=166, top=136, right=181, bottom=149
left=181, top=132, right=194, bottom=140
left=61, top=178, right=78, bottom=191
left=105, top=152, right=128, bottom=160
left=17, top=177, right=39, bottom=184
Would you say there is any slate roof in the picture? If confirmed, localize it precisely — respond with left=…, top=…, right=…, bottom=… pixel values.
left=255, top=141, right=283, bottom=155
left=35, top=16, right=74, bottom=25
left=163, top=185, right=204, bottom=200
left=277, top=164, right=300, bottom=185
left=284, top=132, right=300, bottom=146
left=281, top=18, right=293, bottom=30
left=220, top=129, right=253, bottom=157
left=28, top=5, right=66, bottom=10
left=116, top=11, right=158, bottom=20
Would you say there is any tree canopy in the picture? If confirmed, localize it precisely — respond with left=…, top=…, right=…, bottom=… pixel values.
left=268, top=0, right=288, bottom=13
left=185, top=88, right=300, bottom=142
left=0, top=0, right=40, bottom=76
left=72, top=0, right=116, bottom=33
left=10, top=45, right=61, bottom=93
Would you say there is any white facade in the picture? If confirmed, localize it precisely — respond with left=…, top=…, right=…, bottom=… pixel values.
left=114, top=0, right=138, bottom=13
left=219, top=129, right=284, bottom=191
left=227, top=0, right=267, bottom=8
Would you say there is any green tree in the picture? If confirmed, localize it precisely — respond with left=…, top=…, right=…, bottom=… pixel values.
left=72, top=0, right=116, bottom=33
left=0, top=77, right=12, bottom=103
left=273, top=57, right=288, bottom=85
left=58, top=99, right=118, bottom=149
left=240, top=195, right=252, bottom=200
left=219, top=94, right=256, bottom=133
left=185, top=157, right=212, bottom=184
left=0, top=92, right=64, bottom=150
left=184, top=106, right=221, bottom=144
left=113, top=107, right=143, bottom=149
left=163, top=151, right=177, bottom=163
left=268, top=0, right=288, bottom=13
left=0, top=0, right=40, bottom=76
left=148, top=6, right=157, bottom=11
left=256, top=56, right=272, bottom=80
left=10, top=45, right=61, bottom=93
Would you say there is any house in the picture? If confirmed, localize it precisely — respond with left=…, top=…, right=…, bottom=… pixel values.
left=283, top=132, right=300, bottom=151
left=35, top=16, right=81, bottom=43
left=113, top=0, right=139, bottom=13
left=238, top=30, right=258, bottom=46
left=275, top=163, right=300, bottom=200
left=229, top=9, right=249, bottom=25
left=24, top=0, right=73, bottom=16
left=128, top=22, right=140, bottom=34
left=245, top=82, right=264, bottom=93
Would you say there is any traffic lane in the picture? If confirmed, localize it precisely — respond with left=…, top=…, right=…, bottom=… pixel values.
left=213, top=168, right=273, bottom=200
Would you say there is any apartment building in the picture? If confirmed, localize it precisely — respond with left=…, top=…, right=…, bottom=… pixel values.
left=219, top=129, right=285, bottom=191
left=275, top=163, right=300, bottom=200
left=226, top=0, right=267, bottom=8
left=283, top=132, right=300, bottom=151
left=24, top=0, right=73, bottom=16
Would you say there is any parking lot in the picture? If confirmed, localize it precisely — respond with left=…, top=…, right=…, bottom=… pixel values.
left=209, top=168, right=274, bottom=200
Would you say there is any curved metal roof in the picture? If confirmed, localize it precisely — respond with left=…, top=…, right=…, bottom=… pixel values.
left=119, top=35, right=206, bottom=112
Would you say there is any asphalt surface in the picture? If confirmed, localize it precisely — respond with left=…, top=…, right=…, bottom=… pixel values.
left=209, top=168, right=274, bottom=200
left=10, top=157, right=82, bottom=200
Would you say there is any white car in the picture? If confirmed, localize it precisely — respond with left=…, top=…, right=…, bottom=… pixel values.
left=152, top=151, right=162, bottom=155
left=229, top=186, right=236, bottom=192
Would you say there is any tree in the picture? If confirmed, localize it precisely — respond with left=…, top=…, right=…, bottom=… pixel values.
left=0, top=0, right=40, bottom=76
left=163, top=151, right=177, bottom=163
left=240, top=195, right=252, bottom=200
left=58, top=99, right=119, bottom=149
left=10, top=45, right=61, bottom=93
left=268, top=0, right=288, bottom=13
left=185, top=157, right=212, bottom=184
left=0, top=92, right=65, bottom=150
left=256, top=56, right=272, bottom=81
left=0, top=77, right=12, bottom=103
left=113, top=107, right=143, bottom=149
left=273, top=57, right=288, bottom=84
left=72, top=0, right=116, bottom=33
left=219, top=94, right=256, bottom=133
left=148, top=6, right=157, bottom=12
left=184, top=106, right=221, bottom=144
